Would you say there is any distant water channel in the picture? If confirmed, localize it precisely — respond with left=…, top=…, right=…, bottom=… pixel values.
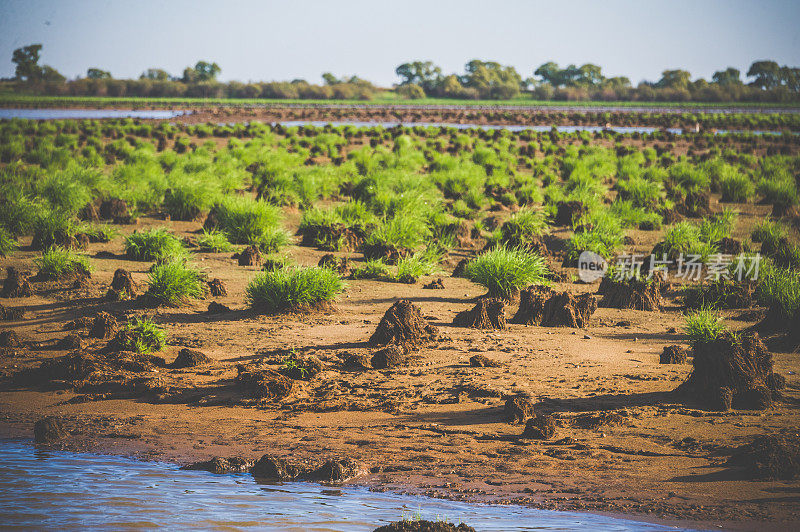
left=0, top=440, right=690, bottom=531
left=0, top=108, right=188, bottom=120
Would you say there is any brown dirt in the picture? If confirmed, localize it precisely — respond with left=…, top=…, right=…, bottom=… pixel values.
left=1, top=207, right=800, bottom=529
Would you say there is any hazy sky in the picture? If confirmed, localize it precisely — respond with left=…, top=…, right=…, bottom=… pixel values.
left=1, top=0, right=799, bottom=86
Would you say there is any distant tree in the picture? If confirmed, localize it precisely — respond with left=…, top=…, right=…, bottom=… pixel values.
left=781, top=66, right=800, bottom=92
left=747, top=60, right=781, bottom=89
left=12, top=44, right=43, bottom=81
left=395, top=61, right=442, bottom=93
left=461, top=60, right=522, bottom=98
left=534, top=61, right=562, bottom=86
left=534, top=62, right=607, bottom=88
left=603, top=76, right=631, bottom=89
left=711, top=67, right=741, bottom=86
left=321, top=72, right=340, bottom=86
left=40, top=65, right=65, bottom=83
left=140, top=68, right=171, bottom=81
left=397, top=83, right=425, bottom=99
left=87, top=68, right=111, bottom=79
left=182, top=61, right=220, bottom=83
left=656, top=69, right=691, bottom=89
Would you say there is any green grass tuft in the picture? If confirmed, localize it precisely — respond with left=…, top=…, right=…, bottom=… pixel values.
left=34, top=248, right=91, bottom=279
left=684, top=309, right=727, bottom=346
left=124, top=228, right=186, bottom=262
left=195, top=229, right=232, bottom=252
left=463, top=246, right=550, bottom=299
left=145, top=262, right=205, bottom=306
left=246, top=266, right=345, bottom=312
left=116, top=318, right=167, bottom=354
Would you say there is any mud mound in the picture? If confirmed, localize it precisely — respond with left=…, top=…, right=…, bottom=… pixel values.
left=0, top=303, right=24, bottom=321
left=207, top=301, right=232, bottom=314
left=236, top=365, right=293, bottom=400
left=171, top=348, right=212, bottom=369
left=89, top=312, right=118, bottom=339
left=303, top=224, right=363, bottom=252
left=2, top=267, right=33, bottom=298
left=79, top=202, right=100, bottom=222
left=660, top=345, right=689, bottom=364
left=674, top=191, right=710, bottom=217
left=56, top=334, right=83, bottom=350
left=371, top=346, right=406, bottom=369
left=422, top=278, right=445, bottom=289
left=369, top=300, right=438, bottom=349
left=674, top=332, right=781, bottom=411
left=512, top=288, right=596, bottom=328
left=99, top=198, right=132, bottom=223
left=304, top=458, right=362, bottom=483
left=374, top=521, right=476, bottom=532
left=106, top=269, right=137, bottom=301
left=282, top=354, right=323, bottom=380
left=554, top=201, right=584, bottom=226
left=342, top=352, right=372, bottom=370
left=598, top=277, right=662, bottom=311
left=683, top=279, right=756, bottom=310
left=453, top=298, right=506, bottom=330
left=34, top=417, right=68, bottom=444
left=716, top=237, right=743, bottom=255
left=521, top=414, right=556, bottom=440
left=451, top=258, right=469, bottom=278
left=0, top=329, right=21, bottom=347
left=318, top=254, right=351, bottom=275
left=571, top=411, right=627, bottom=429
left=362, top=243, right=408, bottom=265
left=65, top=317, right=93, bottom=330
left=469, top=354, right=502, bottom=367
left=725, top=435, right=800, bottom=480
left=14, top=352, right=105, bottom=386
left=251, top=455, right=303, bottom=480
left=206, top=278, right=227, bottom=297
left=237, top=245, right=263, bottom=267
left=504, top=395, right=534, bottom=424
left=183, top=457, right=254, bottom=474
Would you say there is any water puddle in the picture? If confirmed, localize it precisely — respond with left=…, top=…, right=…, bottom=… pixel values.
left=0, top=440, right=691, bottom=531
left=0, top=109, right=188, bottom=120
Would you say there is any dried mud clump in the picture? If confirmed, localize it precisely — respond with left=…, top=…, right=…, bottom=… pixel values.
left=106, top=268, right=137, bottom=301
left=342, top=352, right=372, bottom=370
left=453, top=298, right=506, bottom=330
left=65, top=317, right=94, bottom=330
left=207, top=301, right=232, bottom=314
left=282, top=354, right=323, bottom=380
left=422, top=278, right=445, bottom=290
left=251, top=455, right=303, bottom=480
left=237, top=245, right=263, bottom=267
left=14, top=351, right=104, bottom=387
left=716, top=237, right=743, bottom=255
left=0, top=303, right=25, bottom=321
left=469, top=354, right=502, bottom=367
left=99, top=198, right=133, bottom=224
left=89, top=312, right=118, bottom=339
left=206, top=278, right=227, bottom=297
left=598, top=276, right=663, bottom=311
left=504, top=395, right=534, bottom=424
left=451, top=258, right=469, bottom=278
left=2, top=267, right=33, bottom=298
left=362, top=243, right=408, bottom=265
left=34, top=417, right=68, bottom=444
left=56, top=333, right=83, bottom=350
left=79, top=202, right=100, bottom=222
left=660, top=345, right=689, bottom=364
left=521, top=414, right=557, bottom=440
left=554, top=200, right=585, bottom=226
left=182, top=457, right=254, bottom=474
left=0, top=329, right=21, bottom=347
left=674, top=332, right=782, bottom=411
left=369, top=300, right=438, bottom=349
left=304, top=458, right=362, bottom=483
left=318, top=254, right=351, bottom=275
left=303, top=224, right=363, bottom=252
left=374, top=521, right=477, bottom=532
left=511, top=288, right=596, bottom=328
left=236, top=364, right=293, bottom=400
left=371, top=346, right=406, bottom=369
left=725, top=435, right=800, bottom=480
left=171, top=348, right=212, bottom=369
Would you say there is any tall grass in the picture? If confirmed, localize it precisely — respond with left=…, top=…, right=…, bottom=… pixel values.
left=463, top=247, right=549, bottom=299
left=246, top=267, right=345, bottom=312
left=34, top=248, right=91, bottom=279
left=146, top=262, right=204, bottom=306
left=684, top=309, right=727, bottom=346
left=124, top=228, right=186, bottom=262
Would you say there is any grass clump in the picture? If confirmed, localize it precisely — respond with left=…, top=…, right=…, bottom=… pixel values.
left=0, top=227, right=19, bottom=256
left=145, top=262, right=204, bottom=306
left=393, top=249, right=441, bottom=282
left=756, top=262, right=800, bottom=317
left=684, top=309, right=728, bottom=346
left=124, top=228, right=185, bottom=262
left=207, top=196, right=288, bottom=252
left=350, top=259, right=390, bottom=280
left=463, top=246, right=550, bottom=299
left=115, top=318, right=167, bottom=354
left=195, top=229, right=232, bottom=252
left=34, top=248, right=91, bottom=279
left=719, top=169, right=754, bottom=203
left=246, top=266, right=345, bottom=313
left=79, top=223, right=119, bottom=243
left=500, top=207, right=548, bottom=248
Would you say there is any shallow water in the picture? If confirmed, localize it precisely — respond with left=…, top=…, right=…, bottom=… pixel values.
left=274, top=120, right=686, bottom=134
left=0, top=440, right=690, bottom=531
left=0, top=108, right=188, bottom=120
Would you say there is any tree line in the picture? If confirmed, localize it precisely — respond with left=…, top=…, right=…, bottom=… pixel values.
left=6, top=44, right=799, bottom=102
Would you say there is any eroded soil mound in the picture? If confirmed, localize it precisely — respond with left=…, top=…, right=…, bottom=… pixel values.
left=182, top=457, right=254, bottom=474
left=469, top=354, right=502, bottom=367
left=371, top=346, right=406, bottom=369
left=2, top=267, right=33, bottom=298
left=0, top=303, right=24, bottom=320
left=89, top=312, right=118, bottom=339
left=725, top=435, right=800, bottom=480
left=453, top=298, right=506, bottom=330
left=171, top=348, right=212, bottom=369
left=598, top=277, right=662, bottom=311
left=369, top=300, right=438, bottom=349
left=99, top=198, right=132, bottom=223
left=553, top=201, right=584, bottom=226
left=674, top=332, right=784, bottom=411
left=235, top=364, right=293, bottom=400
left=206, top=278, right=227, bottom=297
left=106, top=269, right=137, bottom=301
left=504, top=395, right=534, bottom=424
left=660, top=345, right=689, bottom=364
left=521, top=414, right=557, bottom=440
left=511, top=288, right=596, bottom=328
left=422, top=278, right=445, bottom=290
left=318, top=254, right=351, bottom=275
left=237, top=245, right=263, bottom=267
left=34, top=417, right=68, bottom=444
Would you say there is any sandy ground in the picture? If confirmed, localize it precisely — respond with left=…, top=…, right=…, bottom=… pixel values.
left=1, top=195, right=799, bottom=531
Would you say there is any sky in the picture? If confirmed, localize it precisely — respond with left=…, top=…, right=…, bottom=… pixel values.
left=1, top=0, right=799, bottom=86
